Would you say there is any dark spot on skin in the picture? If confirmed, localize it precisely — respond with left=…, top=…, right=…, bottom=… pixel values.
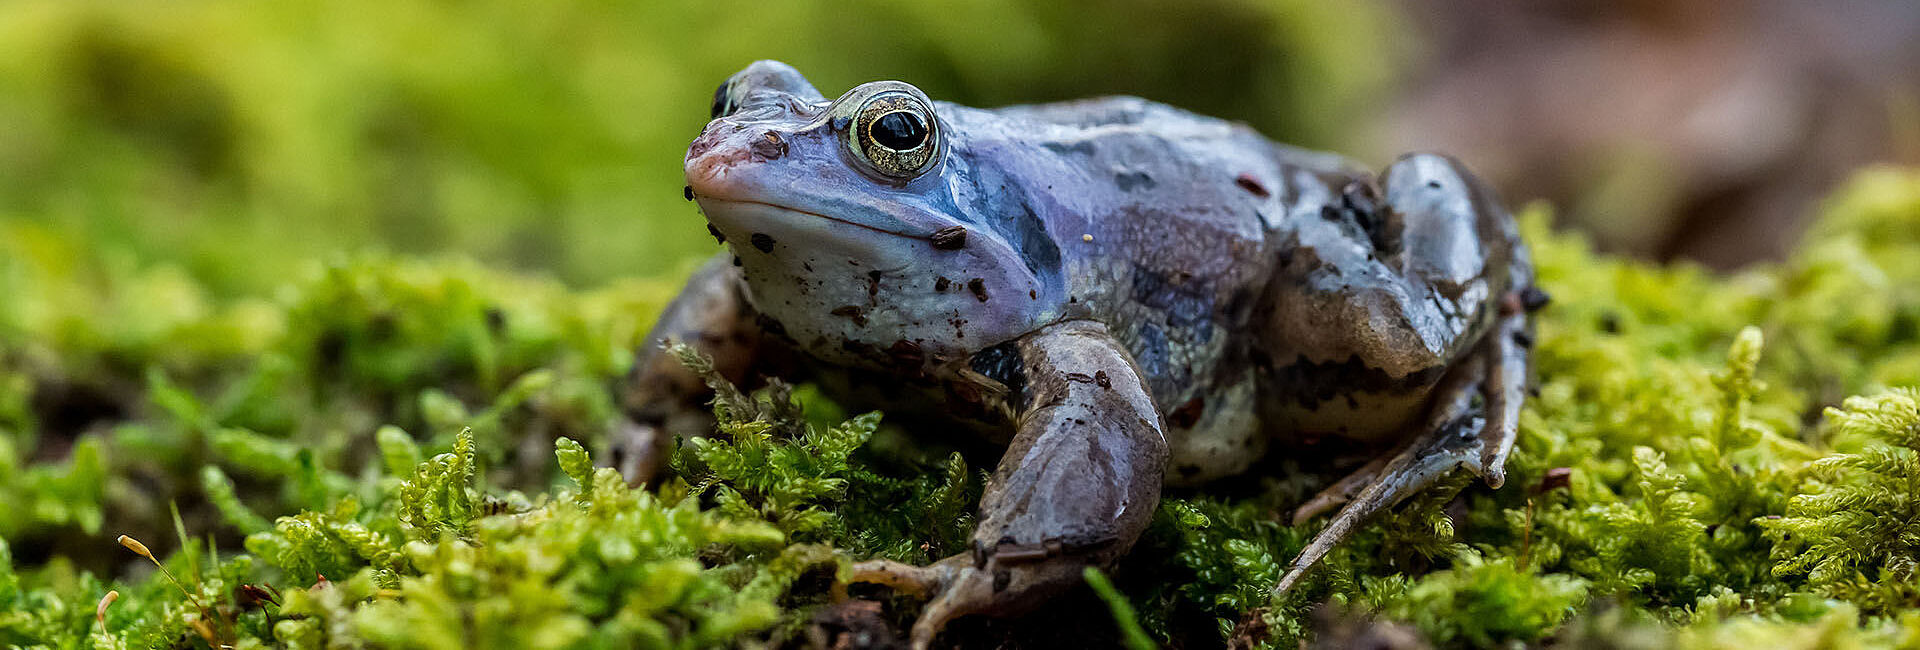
left=993, top=569, right=1011, bottom=593
left=749, top=131, right=787, bottom=160
left=1094, top=370, right=1110, bottom=389
left=830, top=305, right=868, bottom=327
left=1009, top=204, right=1062, bottom=280
left=867, top=270, right=883, bottom=298
left=970, top=341, right=1026, bottom=411
left=1130, top=266, right=1213, bottom=339
left=683, top=185, right=694, bottom=201
left=1234, top=173, right=1270, bottom=198
left=934, top=277, right=950, bottom=292
left=706, top=223, right=726, bottom=245
left=1133, top=323, right=1170, bottom=379
left=931, top=226, right=968, bottom=250
left=803, top=262, right=813, bottom=272
left=1029, top=289, right=1037, bottom=300
left=1427, top=180, right=1443, bottom=189
left=750, top=233, right=775, bottom=253
left=968, top=278, right=988, bottom=302
left=1336, top=180, right=1402, bottom=255
left=1168, top=396, right=1205, bottom=429
left=1520, top=286, right=1552, bottom=312
left=1042, top=141, right=1096, bottom=156
left=1267, top=354, right=1447, bottom=411
left=1600, top=312, right=1621, bottom=334
left=1513, top=330, right=1535, bottom=348
left=731, top=255, right=742, bottom=267
left=1115, top=170, right=1155, bottom=192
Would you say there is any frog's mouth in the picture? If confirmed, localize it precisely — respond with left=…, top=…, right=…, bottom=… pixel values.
left=697, top=197, right=932, bottom=242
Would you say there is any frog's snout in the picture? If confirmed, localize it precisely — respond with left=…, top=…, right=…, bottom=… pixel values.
left=685, top=122, right=791, bottom=199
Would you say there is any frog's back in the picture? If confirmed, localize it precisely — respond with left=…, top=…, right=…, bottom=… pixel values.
left=944, top=96, right=1368, bottom=470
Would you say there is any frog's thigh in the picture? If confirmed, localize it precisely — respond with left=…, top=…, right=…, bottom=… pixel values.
left=1164, top=372, right=1265, bottom=487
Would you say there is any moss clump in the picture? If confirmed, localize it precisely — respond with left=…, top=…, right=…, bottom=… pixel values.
left=1763, top=389, right=1920, bottom=613
left=1367, top=553, right=1590, bottom=647
left=3, top=167, right=1920, bottom=648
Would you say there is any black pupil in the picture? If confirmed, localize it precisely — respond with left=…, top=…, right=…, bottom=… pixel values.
left=870, top=111, right=928, bottom=151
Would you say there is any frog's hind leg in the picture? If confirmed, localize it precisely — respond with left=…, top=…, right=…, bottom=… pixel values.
left=1273, top=304, right=1529, bottom=595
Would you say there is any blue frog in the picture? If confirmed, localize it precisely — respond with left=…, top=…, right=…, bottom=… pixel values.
left=616, top=61, right=1542, bottom=648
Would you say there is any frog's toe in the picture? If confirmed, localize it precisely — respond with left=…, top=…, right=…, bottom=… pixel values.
left=1275, top=306, right=1530, bottom=595
left=1291, top=456, right=1387, bottom=526
left=848, top=553, right=1088, bottom=650
left=845, top=556, right=955, bottom=600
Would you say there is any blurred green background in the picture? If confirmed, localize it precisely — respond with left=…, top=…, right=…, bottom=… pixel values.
left=0, top=0, right=1403, bottom=572
left=0, top=0, right=1397, bottom=296
left=4, top=3, right=1920, bottom=646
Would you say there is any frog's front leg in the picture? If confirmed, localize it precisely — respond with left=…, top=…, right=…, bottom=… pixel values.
left=612, top=254, right=765, bottom=485
left=848, top=320, right=1169, bottom=649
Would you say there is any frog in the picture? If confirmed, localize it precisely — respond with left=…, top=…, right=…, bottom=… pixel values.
left=614, top=60, right=1543, bottom=648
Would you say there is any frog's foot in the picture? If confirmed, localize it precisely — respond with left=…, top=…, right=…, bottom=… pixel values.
left=1290, top=455, right=1388, bottom=525
left=1274, top=304, right=1529, bottom=595
left=846, top=320, right=1169, bottom=649
left=848, top=549, right=1098, bottom=650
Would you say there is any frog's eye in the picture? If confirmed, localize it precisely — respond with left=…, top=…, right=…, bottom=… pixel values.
left=848, top=90, right=942, bottom=180
left=710, top=80, right=739, bottom=119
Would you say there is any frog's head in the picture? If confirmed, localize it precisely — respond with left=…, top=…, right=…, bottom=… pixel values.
left=685, top=61, right=1057, bottom=370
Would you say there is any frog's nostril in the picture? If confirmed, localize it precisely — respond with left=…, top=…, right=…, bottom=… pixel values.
left=748, top=131, right=788, bottom=161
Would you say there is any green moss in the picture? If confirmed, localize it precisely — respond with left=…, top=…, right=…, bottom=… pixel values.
left=3, top=168, right=1920, bottom=647
left=1367, top=552, right=1589, bottom=646
left=1763, top=389, right=1920, bottom=613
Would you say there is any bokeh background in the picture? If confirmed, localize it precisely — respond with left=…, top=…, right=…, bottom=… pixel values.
left=3, top=1, right=1920, bottom=645
left=3, top=0, right=1915, bottom=291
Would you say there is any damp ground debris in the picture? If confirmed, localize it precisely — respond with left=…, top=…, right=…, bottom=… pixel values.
left=5, top=168, right=1920, bottom=648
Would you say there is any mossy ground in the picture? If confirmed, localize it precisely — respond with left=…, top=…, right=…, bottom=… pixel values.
left=5, top=168, right=1920, bottom=648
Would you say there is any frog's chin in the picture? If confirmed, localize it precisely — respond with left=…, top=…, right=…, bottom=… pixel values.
left=698, top=196, right=1061, bottom=372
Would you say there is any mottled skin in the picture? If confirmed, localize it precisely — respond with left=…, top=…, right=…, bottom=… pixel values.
left=617, top=61, right=1541, bottom=648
